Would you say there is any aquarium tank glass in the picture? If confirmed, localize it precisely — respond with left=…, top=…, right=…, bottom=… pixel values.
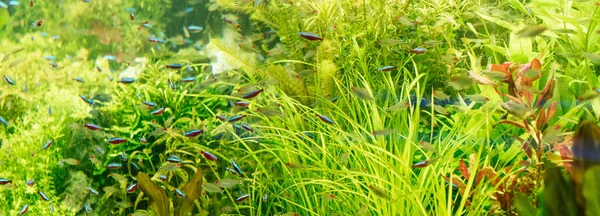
left=1, top=0, right=600, bottom=215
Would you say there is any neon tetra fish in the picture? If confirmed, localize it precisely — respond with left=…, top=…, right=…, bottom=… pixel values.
left=299, top=32, right=323, bottom=41
left=3, top=75, right=15, bottom=85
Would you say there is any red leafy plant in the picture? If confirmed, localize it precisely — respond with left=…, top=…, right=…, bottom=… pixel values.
left=448, top=58, right=574, bottom=214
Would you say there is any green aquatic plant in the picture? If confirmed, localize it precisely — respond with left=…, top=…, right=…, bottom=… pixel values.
left=513, top=120, right=600, bottom=216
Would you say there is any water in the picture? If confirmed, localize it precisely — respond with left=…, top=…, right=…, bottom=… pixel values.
left=1, top=0, right=599, bottom=215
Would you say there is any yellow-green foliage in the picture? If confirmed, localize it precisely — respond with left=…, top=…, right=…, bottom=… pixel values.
left=0, top=38, right=110, bottom=215
left=0, top=0, right=168, bottom=214
left=317, top=59, right=338, bottom=97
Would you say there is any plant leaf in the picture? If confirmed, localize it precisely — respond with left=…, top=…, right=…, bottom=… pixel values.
left=496, top=120, right=526, bottom=129
left=536, top=80, right=555, bottom=109
left=175, top=169, right=204, bottom=216
left=544, top=166, right=578, bottom=216
left=137, top=172, right=170, bottom=216
left=514, top=193, right=537, bottom=216
left=573, top=121, right=600, bottom=208
left=583, top=166, right=600, bottom=216
left=459, top=159, right=470, bottom=180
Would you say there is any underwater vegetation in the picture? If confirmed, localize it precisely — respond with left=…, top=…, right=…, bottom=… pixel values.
left=2, top=0, right=600, bottom=215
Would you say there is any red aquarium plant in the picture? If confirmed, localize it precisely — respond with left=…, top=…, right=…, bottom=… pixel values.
left=464, top=58, right=573, bottom=213
left=486, top=58, right=560, bottom=163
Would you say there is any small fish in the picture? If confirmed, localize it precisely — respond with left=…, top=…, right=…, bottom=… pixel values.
left=167, top=155, right=183, bottom=163
left=73, top=77, right=84, bottom=83
left=329, top=96, right=339, bottom=103
left=26, top=180, right=35, bottom=187
left=201, top=151, right=218, bottom=161
left=410, top=47, right=427, bottom=54
left=433, top=105, right=450, bottom=115
left=96, top=66, right=102, bottom=72
left=412, top=158, right=438, bottom=168
left=107, top=137, right=127, bottom=144
left=160, top=162, right=182, bottom=172
left=377, top=66, right=396, bottom=72
left=120, top=152, right=128, bottom=161
left=119, top=77, right=136, bottom=84
left=262, top=193, right=268, bottom=202
left=256, top=106, right=281, bottom=116
left=130, top=161, right=141, bottom=170
left=48, top=106, right=52, bottom=115
left=95, top=146, right=105, bottom=154
left=90, top=155, right=101, bottom=165
left=0, top=117, right=8, bottom=127
left=216, top=115, right=227, bottom=121
left=299, top=32, right=323, bottom=41
left=223, top=17, right=236, bottom=24
left=433, top=91, right=449, bottom=100
left=84, top=123, right=101, bottom=130
left=166, top=63, right=182, bottom=69
left=350, top=87, right=375, bottom=101
left=322, top=193, right=336, bottom=202
left=84, top=203, right=93, bottom=213
left=181, top=77, right=197, bottom=82
left=129, top=13, right=134, bottom=20
left=419, top=141, right=436, bottom=152
left=151, top=107, right=165, bottom=116
left=169, top=79, right=176, bottom=90
left=242, top=88, right=264, bottom=99
left=38, top=191, right=49, bottom=201
left=34, top=19, right=42, bottom=27
left=465, top=94, right=489, bottom=103
left=368, top=185, right=390, bottom=199
left=285, top=162, right=302, bottom=169
left=174, top=189, right=186, bottom=198
left=187, top=25, right=203, bottom=33
left=148, top=37, right=166, bottom=43
left=316, top=113, right=335, bottom=124
left=216, top=179, right=240, bottom=188
left=235, top=101, right=251, bottom=107
left=103, top=55, right=116, bottom=61
left=387, top=101, right=409, bottom=112
left=44, top=55, right=56, bottom=61
left=49, top=203, right=55, bottom=213
left=19, top=204, right=29, bottom=215
left=226, top=167, right=240, bottom=175
left=106, top=163, right=122, bottom=170
left=241, top=123, right=254, bottom=132
left=0, top=178, right=12, bottom=185
left=231, top=159, right=244, bottom=177
left=235, top=193, right=251, bottom=202
left=58, top=158, right=80, bottom=165
left=372, top=129, right=395, bottom=136
left=139, top=138, right=147, bottom=144
left=227, top=115, right=246, bottom=123
left=203, top=183, right=222, bottom=193
left=42, top=139, right=54, bottom=150
left=87, top=186, right=100, bottom=195
left=126, top=183, right=138, bottom=193
left=3, top=75, right=15, bottom=85
left=49, top=62, right=58, bottom=67
left=183, top=129, right=204, bottom=137
left=517, top=25, right=547, bottom=38
left=143, top=101, right=157, bottom=107
left=158, top=175, right=167, bottom=181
